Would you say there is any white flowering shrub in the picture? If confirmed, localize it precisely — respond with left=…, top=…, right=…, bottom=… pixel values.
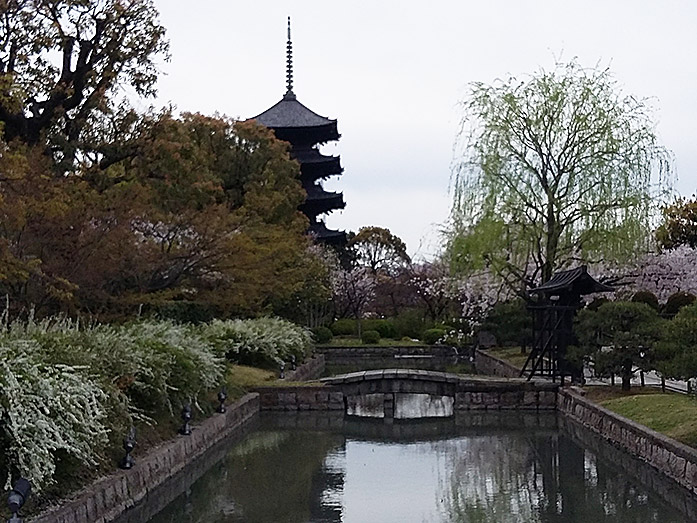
left=0, top=341, right=109, bottom=492
left=201, top=317, right=312, bottom=367
left=0, top=314, right=308, bottom=492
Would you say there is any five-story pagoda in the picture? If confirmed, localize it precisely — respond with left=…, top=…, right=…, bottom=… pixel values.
left=251, top=18, right=346, bottom=245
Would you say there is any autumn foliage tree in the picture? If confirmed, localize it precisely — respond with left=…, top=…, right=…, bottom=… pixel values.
left=0, top=112, right=318, bottom=319
left=0, top=0, right=169, bottom=170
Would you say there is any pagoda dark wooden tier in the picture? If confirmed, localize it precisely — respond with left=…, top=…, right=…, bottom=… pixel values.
left=300, top=185, right=346, bottom=218
left=249, top=19, right=346, bottom=245
left=309, top=220, right=346, bottom=246
left=252, top=92, right=339, bottom=145
left=293, top=148, right=342, bottom=180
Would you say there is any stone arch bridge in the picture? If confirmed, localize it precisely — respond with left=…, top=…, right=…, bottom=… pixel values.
left=258, top=369, right=558, bottom=419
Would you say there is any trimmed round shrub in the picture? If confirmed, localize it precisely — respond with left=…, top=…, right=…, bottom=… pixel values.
left=664, top=292, right=697, bottom=316
left=312, top=326, right=333, bottom=344
left=330, top=319, right=357, bottom=336
left=422, top=328, right=447, bottom=345
left=631, top=291, right=659, bottom=311
left=361, top=330, right=381, bottom=344
left=363, top=319, right=398, bottom=339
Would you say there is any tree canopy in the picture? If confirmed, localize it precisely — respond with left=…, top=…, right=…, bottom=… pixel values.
left=448, top=61, right=672, bottom=291
left=0, top=113, right=320, bottom=319
left=349, top=226, right=410, bottom=275
left=656, top=196, right=697, bottom=250
left=0, top=0, right=168, bottom=168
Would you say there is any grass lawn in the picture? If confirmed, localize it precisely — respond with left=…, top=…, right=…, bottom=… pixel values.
left=585, top=386, right=697, bottom=448
left=484, top=346, right=529, bottom=369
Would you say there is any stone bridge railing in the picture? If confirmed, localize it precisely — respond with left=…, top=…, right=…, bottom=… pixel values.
left=257, top=369, right=558, bottom=418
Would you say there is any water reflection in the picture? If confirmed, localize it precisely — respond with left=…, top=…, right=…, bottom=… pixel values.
left=137, top=413, right=694, bottom=523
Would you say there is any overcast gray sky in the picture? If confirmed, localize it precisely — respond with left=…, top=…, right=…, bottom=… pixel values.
left=150, top=1, right=697, bottom=259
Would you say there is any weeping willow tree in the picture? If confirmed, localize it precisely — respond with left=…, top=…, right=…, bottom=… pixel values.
left=448, top=61, right=672, bottom=292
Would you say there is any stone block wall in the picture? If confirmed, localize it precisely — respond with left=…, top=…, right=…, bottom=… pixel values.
left=452, top=378, right=556, bottom=410
left=256, top=386, right=344, bottom=411
left=31, top=394, right=260, bottom=523
left=558, top=388, right=697, bottom=494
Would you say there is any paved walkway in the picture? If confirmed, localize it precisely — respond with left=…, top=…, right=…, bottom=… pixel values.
left=584, top=369, right=691, bottom=394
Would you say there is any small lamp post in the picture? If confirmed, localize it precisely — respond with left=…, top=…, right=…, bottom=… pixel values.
left=179, top=402, right=192, bottom=436
left=217, top=388, right=227, bottom=414
left=119, top=427, right=136, bottom=469
left=7, top=478, right=30, bottom=523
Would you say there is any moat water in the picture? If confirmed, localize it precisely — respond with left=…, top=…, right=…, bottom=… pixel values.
left=116, top=412, right=697, bottom=523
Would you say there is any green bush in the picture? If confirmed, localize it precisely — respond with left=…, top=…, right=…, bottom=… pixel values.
left=392, top=308, right=432, bottom=339
left=0, top=343, right=110, bottom=492
left=422, top=328, right=447, bottom=345
left=631, top=291, right=660, bottom=311
left=0, top=314, right=317, bottom=493
left=330, top=318, right=357, bottom=336
left=150, top=300, right=219, bottom=324
left=663, top=292, right=696, bottom=317
left=586, top=297, right=609, bottom=311
left=312, top=326, right=333, bottom=344
left=481, top=299, right=532, bottom=346
left=363, top=319, right=398, bottom=339
left=361, top=330, right=381, bottom=344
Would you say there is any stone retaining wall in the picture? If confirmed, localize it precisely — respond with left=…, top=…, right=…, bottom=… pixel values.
left=31, top=394, right=260, bottom=523
left=474, top=349, right=521, bottom=378
left=256, top=386, right=344, bottom=411
left=558, top=388, right=697, bottom=494
left=283, top=354, right=325, bottom=381
left=317, top=345, right=460, bottom=371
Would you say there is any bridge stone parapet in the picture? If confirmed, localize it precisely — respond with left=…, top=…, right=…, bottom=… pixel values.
left=319, top=369, right=558, bottom=412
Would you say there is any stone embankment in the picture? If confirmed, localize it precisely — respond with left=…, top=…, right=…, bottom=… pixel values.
left=559, top=387, right=697, bottom=495
left=283, top=353, right=325, bottom=381
left=31, top=395, right=259, bottom=523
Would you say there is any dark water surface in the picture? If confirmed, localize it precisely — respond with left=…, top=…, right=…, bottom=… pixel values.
left=119, top=412, right=697, bottom=523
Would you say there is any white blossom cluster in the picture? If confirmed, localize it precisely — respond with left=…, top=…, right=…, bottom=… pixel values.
left=595, top=245, right=697, bottom=302
left=201, top=317, right=312, bottom=365
left=0, top=341, right=109, bottom=492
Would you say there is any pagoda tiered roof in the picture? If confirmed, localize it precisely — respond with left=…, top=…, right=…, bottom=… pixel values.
left=248, top=17, right=346, bottom=245
left=293, top=148, right=342, bottom=180
left=309, top=220, right=346, bottom=246
left=300, top=184, right=346, bottom=218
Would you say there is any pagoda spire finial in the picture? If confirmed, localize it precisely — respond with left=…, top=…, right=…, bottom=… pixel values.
left=285, top=16, right=294, bottom=97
